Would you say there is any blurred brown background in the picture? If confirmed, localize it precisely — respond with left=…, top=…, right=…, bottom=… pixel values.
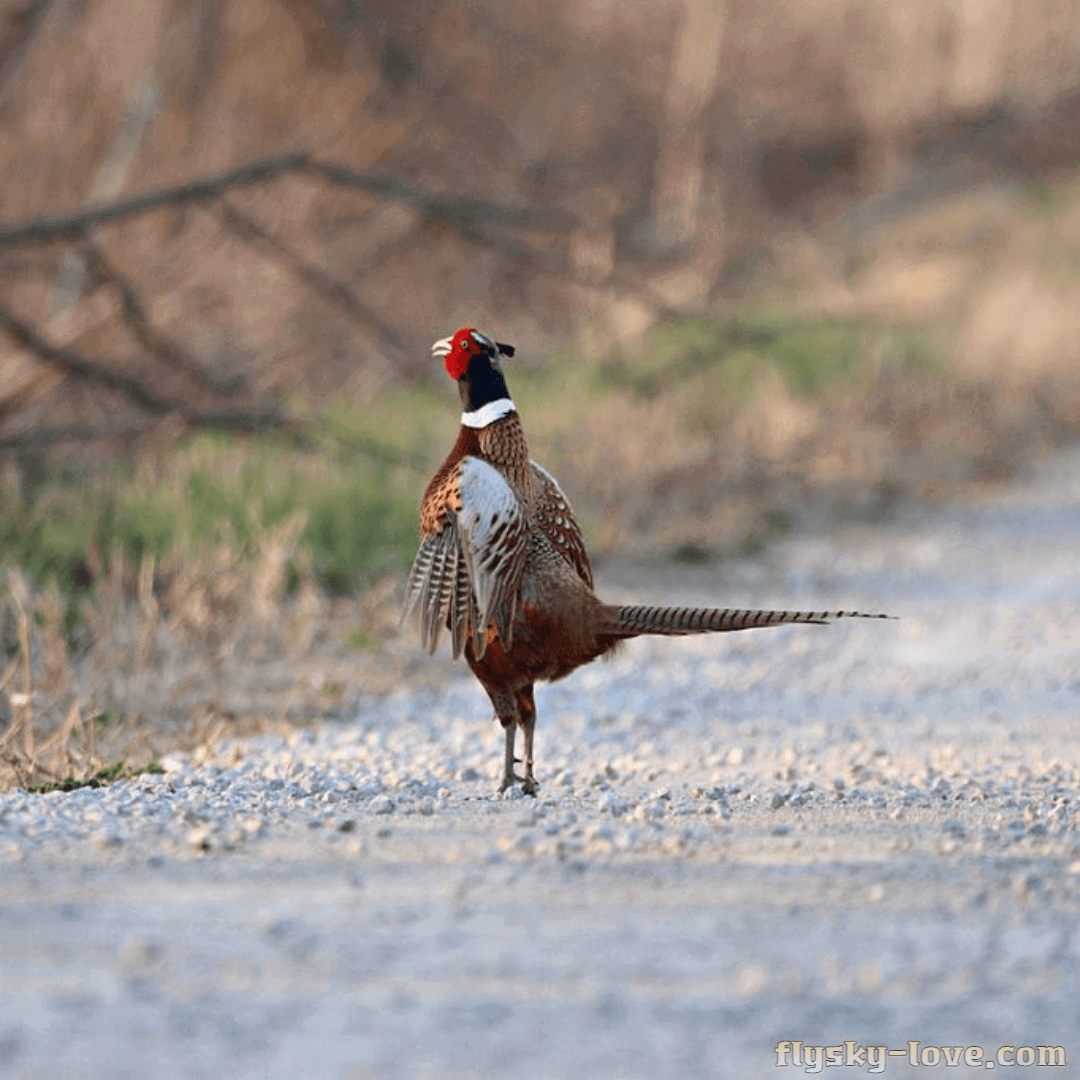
left=4, top=0, right=1080, bottom=435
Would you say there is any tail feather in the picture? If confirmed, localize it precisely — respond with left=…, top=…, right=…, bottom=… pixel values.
left=605, top=604, right=891, bottom=638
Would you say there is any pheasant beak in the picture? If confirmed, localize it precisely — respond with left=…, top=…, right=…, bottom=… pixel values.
left=431, top=336, right=454, bottom=359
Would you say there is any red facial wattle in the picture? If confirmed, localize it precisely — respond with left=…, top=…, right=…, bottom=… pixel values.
left=444, top=328, right=475, bottom=380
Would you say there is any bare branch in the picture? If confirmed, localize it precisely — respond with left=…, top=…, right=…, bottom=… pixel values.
left=0, top=154, right=312, bottom=248
left=0, top=153, right=584, bottom=452
left=306, top=160, right=574, bottom=237
left=218, top=200, right=410, bottom=361
left=0, top=415, right=435, bottom=470
left=79, top=240, right=245, bottom=396
left=0, top=407, right=301, bottom=451
left=0, top=0, right=53, bottom=95
left=0, top=301, right=289, bottom=432
left=0, top=301, right=178, bottom=413
left=0, top=154, right=576, bottom=253
left=185, top=408, right=300, bottom=434
left=0, top=421, right=156, bottom=450
left=0, top=363, right=61, bottom=424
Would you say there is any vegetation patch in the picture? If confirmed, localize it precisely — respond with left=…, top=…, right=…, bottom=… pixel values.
left=25, top=760, right=165, bottom=795
left=0, top=427, right=423, bottom=602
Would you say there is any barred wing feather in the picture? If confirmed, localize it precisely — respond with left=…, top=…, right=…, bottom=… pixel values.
left=529, top=460, right=593, bottom=588
left=403, top=457, right=527, bottom=659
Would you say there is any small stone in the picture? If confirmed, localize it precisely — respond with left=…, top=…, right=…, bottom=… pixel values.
left=1014, top=872, right=1041, bottom=898
left=597, top=791, right=627, bottom=816
left=186, top=825, right=212, bottom=851
left=121, top=936, right=163, bottom=967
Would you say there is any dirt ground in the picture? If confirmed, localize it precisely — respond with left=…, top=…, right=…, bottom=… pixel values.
left=1, top=445, right=1079, bottom=1079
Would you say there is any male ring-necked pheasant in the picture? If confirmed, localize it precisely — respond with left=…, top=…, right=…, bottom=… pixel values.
left=404, top=328, right=887, bottom=795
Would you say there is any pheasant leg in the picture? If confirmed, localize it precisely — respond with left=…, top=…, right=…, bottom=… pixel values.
left=521, top=718, right=538, bottom=796
left=517, top=684, right=539, bottom=796
left=499, top=722, right=522, bottom=793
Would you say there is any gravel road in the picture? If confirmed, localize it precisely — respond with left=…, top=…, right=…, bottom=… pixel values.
left=2, top=449, right=1079, bottom=1079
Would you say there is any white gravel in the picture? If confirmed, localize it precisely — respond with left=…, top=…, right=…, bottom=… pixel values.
left=2, top=449, right=1080, bottom=1078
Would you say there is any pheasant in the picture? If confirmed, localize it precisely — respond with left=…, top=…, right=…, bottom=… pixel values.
left=404, top=327, right=888, bottom=795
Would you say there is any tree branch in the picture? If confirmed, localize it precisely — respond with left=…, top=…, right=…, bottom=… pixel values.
left=0, top=301, right=289, bottom=431
left=0, top=154, right=312, bottom=248
left=0, top=301, right=179, bottom=414
left=218, top=200, right=410, bottom=361
left=79, top=240, right=245, bottom=396
left=0, top=421, right=156, bottom=450
left=0, top=409, right=300, bottom=451
left=306, top=160, right=574, bottom=237
left=0, top=154, right=576, bottom=252
left=0, top=154, right=584, bottom=452
left=0, top=0, right=53, bottom=95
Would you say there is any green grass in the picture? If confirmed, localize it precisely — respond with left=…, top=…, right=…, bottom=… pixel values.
left=595, top=317, right=766, bottom=400
left=589, top=312, right=892, bottom=406
left=737, top=509, right=796, bottom=559
left=345, top=629, right=379, bottom=652
left=26, top=760, right=165, bottom=794
left=0, top=423, right=425, bottom=600
left=767, top=320, right=862, bottom=395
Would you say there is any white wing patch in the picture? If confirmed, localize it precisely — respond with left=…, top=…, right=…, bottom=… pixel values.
left=456, top=457, right=527, bottom=652
left=403, top=457, right=527, bottom=659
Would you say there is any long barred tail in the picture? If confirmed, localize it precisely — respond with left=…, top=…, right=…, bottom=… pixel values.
left=605, top=604, right=891, bottom=638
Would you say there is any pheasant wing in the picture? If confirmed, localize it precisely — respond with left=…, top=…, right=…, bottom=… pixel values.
left=456, top=457, right=528, bottom=655
left=529, top=460, right=593, bottom=588
left=404, top=457, right=527, bottom=659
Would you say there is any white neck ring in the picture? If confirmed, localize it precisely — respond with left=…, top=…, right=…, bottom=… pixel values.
left=461, top=398, right=516, bottom=429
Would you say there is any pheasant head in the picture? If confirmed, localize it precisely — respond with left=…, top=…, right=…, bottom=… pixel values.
left=432, top=328, right=517, bottom=428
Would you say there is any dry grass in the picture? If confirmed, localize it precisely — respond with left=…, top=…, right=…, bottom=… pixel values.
left=0, top=527, right=421, bottom=792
